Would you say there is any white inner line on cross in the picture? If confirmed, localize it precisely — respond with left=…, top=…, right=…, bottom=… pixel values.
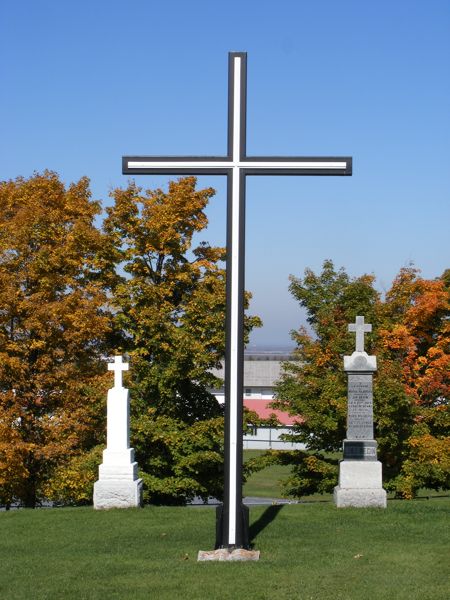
left=127, top=160, right=348, bottom=169
left=228, top=55, right=242, bottom=537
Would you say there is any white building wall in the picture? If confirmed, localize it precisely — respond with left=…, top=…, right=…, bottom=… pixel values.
left=243, top=427, right=305, bottom=450
left=214, top=387, right=275, bottom=404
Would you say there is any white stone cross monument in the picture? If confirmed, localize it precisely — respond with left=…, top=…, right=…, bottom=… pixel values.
left=334, top=316, right=387, bottom=508
left=93, top=355, right=143, bottom=509
left=123, top=52, right=352, bottom=548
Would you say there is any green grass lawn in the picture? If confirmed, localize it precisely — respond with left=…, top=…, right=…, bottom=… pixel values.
left=243, top=450, right=330, bottom=501
left=1, top=499, right=449, bottom=600
left=243, top=449, right=292, bottom=498
left=242, top=451, right=445, bottom=503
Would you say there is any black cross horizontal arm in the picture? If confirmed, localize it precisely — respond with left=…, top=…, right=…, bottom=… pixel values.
left=122, top=156, right=352, bottom=176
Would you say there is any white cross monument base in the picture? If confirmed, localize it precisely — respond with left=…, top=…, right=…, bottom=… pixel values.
left=334, top=317, right=387, bottom=508
left=93, top=356, right=143, bottom=509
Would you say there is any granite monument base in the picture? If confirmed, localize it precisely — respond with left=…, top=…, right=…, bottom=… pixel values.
left=93, top=478, right=143, bottom=509
left=334, top=460, right=387, bottom=508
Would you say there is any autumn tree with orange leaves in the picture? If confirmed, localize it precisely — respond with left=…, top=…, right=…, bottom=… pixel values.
left=377, top=267, right=450, bottom=496
left=0, top=172, right=114, bottom=507
left=273, top=260, right=449, bottom=499
left=0, top=174, right=261, bottom=507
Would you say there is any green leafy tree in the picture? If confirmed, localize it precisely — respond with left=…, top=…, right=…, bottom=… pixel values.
left=104, top=176, right=261, bottom=503
left=272, top=260, right=380, bottom=496
left=272, top=260, right=449, bottom=499
left=0, top=172, right=113, bottom=507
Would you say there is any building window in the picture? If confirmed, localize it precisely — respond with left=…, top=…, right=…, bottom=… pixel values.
left=245, top=388, right=252, bottom=396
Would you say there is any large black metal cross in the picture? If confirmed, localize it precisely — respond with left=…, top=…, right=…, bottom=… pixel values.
left=123, top=52, right=352, bottom=549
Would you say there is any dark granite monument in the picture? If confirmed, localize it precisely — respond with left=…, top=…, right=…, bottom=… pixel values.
left=334, top=316, right=387, bottom=508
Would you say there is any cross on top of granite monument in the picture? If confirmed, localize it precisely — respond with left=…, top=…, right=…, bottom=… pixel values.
left=108, top=355, right=129, bottom=389
left=348, top=316, right=372, bottom=353
left=122, top=52, right=352, bottom=551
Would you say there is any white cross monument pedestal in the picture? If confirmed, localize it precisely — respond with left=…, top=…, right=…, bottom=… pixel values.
left=334, top=316, right=387, bottom=508
left=93, top=356, right=143, bottom=509
left=123, top=52, right=352, bottom=549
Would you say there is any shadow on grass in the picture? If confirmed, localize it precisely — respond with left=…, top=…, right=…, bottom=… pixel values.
left=249, top=504, right=284, bottom=545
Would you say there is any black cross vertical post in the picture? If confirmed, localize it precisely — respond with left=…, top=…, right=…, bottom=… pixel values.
left=122, top=52, right=352, bottom=550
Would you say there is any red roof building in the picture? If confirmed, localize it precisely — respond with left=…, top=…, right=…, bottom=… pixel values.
left=210, top=351, right=305, bottom=449
left=243, top=398, right=300, bottom=426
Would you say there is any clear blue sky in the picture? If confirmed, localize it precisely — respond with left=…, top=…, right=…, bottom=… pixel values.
left=2, top=1, right=449, bottom=346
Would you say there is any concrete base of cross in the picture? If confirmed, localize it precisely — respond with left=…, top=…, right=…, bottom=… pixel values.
left=334, top=460, right=387, bottom=508
left=197, top=548, right=260, bottom=561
